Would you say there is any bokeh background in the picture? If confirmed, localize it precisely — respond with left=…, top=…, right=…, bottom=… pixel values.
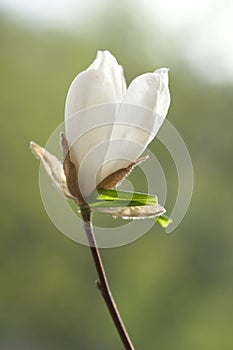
left=1, top=0, right=233, bottom=349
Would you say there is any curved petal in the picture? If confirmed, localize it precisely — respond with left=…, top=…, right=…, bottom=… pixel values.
left=97, top=69, right=170, bottom=185
left=89, top=51, right=127, bottom=100
left=66, top=104, right=117, bottom=199
left=153, top=68, right=170, bottom=130
left=65, top=50, right=126, bottom=118
left=124, top=68, right=170, bottom=134
left=64, top=51, right=127, bottom=198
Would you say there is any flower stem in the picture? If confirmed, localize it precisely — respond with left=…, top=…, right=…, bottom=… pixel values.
left=80, top=207, right=135, bottom=350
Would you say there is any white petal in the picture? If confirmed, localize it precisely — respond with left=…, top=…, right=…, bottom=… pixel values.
left=65, top=51, right=127, bottom=199
left=98, top=104, right=155, bottom=182
left=65, top=50, right=126, bottom=118
left=89, top=51, right=127, bottom=99
left=153, top=68, right=170, bottom=127
left=124, top=68, right=170, bottom=122
left=96, top=69, right=170, bottom=184
left=66, top=105, right=116, bottom=199
left=123, top=72, right=161, bottom=110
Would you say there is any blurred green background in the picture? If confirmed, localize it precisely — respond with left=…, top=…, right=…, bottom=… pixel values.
left=1, top=1, right=233, bottom=349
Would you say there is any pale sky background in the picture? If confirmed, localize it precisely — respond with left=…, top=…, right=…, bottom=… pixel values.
left=1, top=0, right=233, bottom=83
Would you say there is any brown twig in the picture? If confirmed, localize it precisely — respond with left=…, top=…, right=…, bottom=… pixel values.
left=80, top=207, right=135, bottom=350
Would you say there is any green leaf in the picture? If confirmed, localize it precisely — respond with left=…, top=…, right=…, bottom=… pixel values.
left=89, top=189, right=157, bottom=208
left=154, top=215, right=173, bottom=228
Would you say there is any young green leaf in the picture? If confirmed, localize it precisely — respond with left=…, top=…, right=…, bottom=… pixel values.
left=89, top=189, right=157, bottom=208
left=154, top=215, right=172, bottom=228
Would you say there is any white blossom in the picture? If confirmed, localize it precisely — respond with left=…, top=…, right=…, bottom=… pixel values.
left=65, top=51, right=170, bottom=199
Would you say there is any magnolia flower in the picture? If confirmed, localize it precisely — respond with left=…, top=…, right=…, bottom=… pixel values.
left=65, top=51, right=170, bottom=198
left=31, top=50, right=170, bottom=220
